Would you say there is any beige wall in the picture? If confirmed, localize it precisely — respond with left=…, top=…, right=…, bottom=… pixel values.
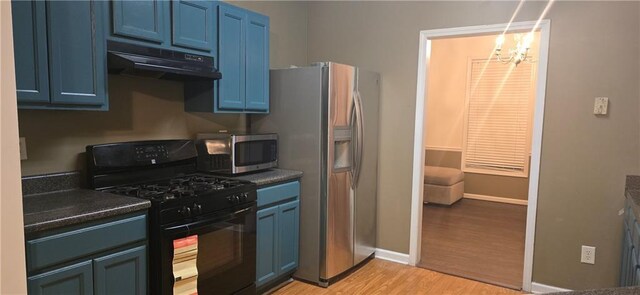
left=0, top=1, right=27, bottom=293
left=229, top=1, right=308, bottom=69
left=425, top=33, right=539, bottom=149
left=19, top=1, right=308, bottom=176
left=307, top=1, right=640, bottom=289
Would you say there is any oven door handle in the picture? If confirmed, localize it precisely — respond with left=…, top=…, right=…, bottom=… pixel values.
left=163, top=205, right=255, bottom=235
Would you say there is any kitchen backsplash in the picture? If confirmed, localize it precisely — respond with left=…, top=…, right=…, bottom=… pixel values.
left=18, top=75, right=248, bottom=176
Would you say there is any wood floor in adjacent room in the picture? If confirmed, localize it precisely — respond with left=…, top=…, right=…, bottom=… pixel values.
left=418, top=199, right=527, bottom=289
left=273, top=259, right=520, bottom=294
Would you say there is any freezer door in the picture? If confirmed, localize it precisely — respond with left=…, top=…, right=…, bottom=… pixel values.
left=354, top=69, right=379, bottom=265
left=323, top=63, right=356, bottom=280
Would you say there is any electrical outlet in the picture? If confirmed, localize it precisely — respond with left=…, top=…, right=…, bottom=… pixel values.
left=581, top=245, right=596, bottom=264
left=19, top=137, right=27, bottom=160
left=594, top=97, right=608, bottom=115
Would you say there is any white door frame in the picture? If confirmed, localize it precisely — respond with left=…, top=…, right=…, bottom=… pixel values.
left=409, top=20, right=551, bottom=292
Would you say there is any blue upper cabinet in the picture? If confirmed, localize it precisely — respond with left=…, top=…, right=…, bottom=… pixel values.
left=109, top=0, right=214, bottom=57
left=184, top=3, right=269, bottom=113
left=218, top=3, right=246, bottom=110
left=172, top=0, right=216, bottom=53
left=245, top=11, right=269, bottom=112
left=47, top=0, right=108, bottom=107
left=12, top=0, right=109, bottom=110
left=112, top=0, right=168, bottom=44
left=11, top=0, right=49, bottom=104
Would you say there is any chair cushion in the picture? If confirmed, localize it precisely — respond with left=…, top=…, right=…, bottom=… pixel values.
left=424, top=166, right=464, bottom=186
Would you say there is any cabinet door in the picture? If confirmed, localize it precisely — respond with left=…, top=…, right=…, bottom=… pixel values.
left=244, top=11, right=269, bottom=112
left=94, top=246, right=147, bottom=295
left=217, top=4, right=246, bottom=110
left=172, top=0, right=215, bottom=52
left=112, top=0, right=167, bottom=44
left=28, top=260, right=93, bottom=295
left=278, top=200, right=300, bottom=274
left=622, top=227, right=631, bottom=286
left=11, top=0, right=49, bottom=103
left=47, top=0, right=108, bottom=107
left=256, top=206, right=278, bottom=287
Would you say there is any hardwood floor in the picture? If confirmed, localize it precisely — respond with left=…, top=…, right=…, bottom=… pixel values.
left=273, top=259, right=521, bottom=294
left=418, top=199, right=527, bottom=289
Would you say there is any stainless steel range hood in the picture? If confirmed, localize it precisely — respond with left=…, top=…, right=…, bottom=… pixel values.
left=107, top=41, right=221, bottom=81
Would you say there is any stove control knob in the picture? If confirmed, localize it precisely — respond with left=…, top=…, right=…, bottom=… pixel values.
left=234, top=195, right=241, bottom=203
left=180, top=206, right=192, bottom=218
left=240, top=193, right=248, bottom=202
left=193, top=204, right=202, bottom=214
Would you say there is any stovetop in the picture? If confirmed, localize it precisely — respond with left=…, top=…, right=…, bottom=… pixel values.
left=102, top=174, right=249, bottom=202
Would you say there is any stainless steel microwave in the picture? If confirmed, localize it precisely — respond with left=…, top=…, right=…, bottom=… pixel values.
left=195, top=134, right=278, bottom=174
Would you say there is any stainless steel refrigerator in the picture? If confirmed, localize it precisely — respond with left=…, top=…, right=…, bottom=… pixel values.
left=252, top=62, right=379, bottom=286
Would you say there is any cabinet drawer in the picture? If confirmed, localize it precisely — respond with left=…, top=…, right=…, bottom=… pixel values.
left=27, top=214, right=147, bottom=271
left=257, top=181, right=300, bottom=208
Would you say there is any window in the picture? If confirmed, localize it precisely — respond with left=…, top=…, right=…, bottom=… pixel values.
left=461, top=59, right=535, bottom=177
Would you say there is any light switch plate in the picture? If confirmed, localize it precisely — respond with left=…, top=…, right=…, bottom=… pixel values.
left=594, top=97, right=608, bottom=115
left=19, top=137, right=27, bottom=160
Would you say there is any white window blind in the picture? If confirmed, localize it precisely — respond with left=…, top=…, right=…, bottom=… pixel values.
left=462, top=59, right=534, bottom=177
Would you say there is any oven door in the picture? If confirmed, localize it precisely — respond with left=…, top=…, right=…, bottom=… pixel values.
left=160, top=203, right=256, bottom=295
left=231, top=134, right=278, bottom=173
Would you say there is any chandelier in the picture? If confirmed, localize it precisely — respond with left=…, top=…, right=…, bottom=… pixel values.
left=494, top=33, right=535, bottom=66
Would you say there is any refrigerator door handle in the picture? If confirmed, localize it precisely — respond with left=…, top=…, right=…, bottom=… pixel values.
left=353, top=90, right=365, bottom=187
left=349, top=93, right=358, bottom=189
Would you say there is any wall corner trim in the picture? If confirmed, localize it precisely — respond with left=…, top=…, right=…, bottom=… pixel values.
left=531, top=282, right=572, bottom=294
left=375, top=248, right=410, bottom=265
left=463, top=193, right=528, bottom=206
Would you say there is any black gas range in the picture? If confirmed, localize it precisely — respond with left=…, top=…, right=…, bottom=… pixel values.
left=86, top=140, right=257, bottom=295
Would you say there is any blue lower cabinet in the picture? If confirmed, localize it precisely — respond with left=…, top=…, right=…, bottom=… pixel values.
left=256, top=181, right=300, bottom=288
left=621, top=227, right=632, bottom=286
left=622, top=200, right=640, bottom=287
left=256, top=206, right=279, bottom=287
left=28, top=260, right=94, bottom=295
left=93, top=246, right=147, bottom=295
left=278, top=200, right=300, bottom=274
left=26, top=213, right=147, bottom=295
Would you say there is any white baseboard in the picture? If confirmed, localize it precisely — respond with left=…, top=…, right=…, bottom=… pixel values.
left=530, top=282, right=572, bottom=294
left=375, top=248, right=410, bottom=265
left=463, top=193, right=528, bottom=206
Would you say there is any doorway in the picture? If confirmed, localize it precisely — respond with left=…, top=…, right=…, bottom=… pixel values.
left=409, top=20, right=551, bottom=292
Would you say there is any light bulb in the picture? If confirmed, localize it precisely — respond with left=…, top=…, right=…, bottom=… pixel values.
left=495, top=35, right=505, bottom=49
left=523, top=33, right=534, bottom=49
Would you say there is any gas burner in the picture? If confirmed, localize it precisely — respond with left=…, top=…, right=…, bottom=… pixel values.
left=103, top=174, right=249, bottom=202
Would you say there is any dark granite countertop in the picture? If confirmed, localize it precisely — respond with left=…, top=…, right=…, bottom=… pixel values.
left=23, top=172, right=150, bottom=234
left=549, top=286, right=640, bottom=295
left=228, top=168, right=303, bottom=187
left=24, top=189, right=150, bottom=234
